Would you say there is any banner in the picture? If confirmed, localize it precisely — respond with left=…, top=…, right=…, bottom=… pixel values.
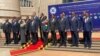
left=48, top=1, right=100, bottom=31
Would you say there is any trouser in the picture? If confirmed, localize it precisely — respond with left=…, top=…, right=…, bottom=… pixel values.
left=13, top=32, right=19, bottom=44
left=51, top=31, right=57, bottom=45
left=71, top=31, right=79, bottom=46
left=31, top=32, right=38, bottom=44
left=59, top=31, right=67, bottom=46
left=5, top=32, right=11, bottom=44
left=26, top=30, right=30, bottom=42
left=18, top=33, right=21, bottom=42
left=42, top=32, right=48, bottom=46
left=83, top=31, right=92, bottom=48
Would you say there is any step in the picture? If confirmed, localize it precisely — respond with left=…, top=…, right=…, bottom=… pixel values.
left=46, top=46, right=100, bottom=53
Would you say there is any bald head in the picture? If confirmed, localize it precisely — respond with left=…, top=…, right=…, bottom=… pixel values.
left=71, top=12, right=76, bottom=17
left=83, top=11, right=89, bottom=17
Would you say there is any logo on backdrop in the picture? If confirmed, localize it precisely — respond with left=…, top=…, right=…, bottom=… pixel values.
left=50, top=7, right=57, bottom=14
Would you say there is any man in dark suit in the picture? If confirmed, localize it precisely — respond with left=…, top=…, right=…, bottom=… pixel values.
left=39, top=13, right=45, bottom=42
left=58, top=12, right=70, bottom=47
left=25, top=16, right=31, bottom=43
left=69, top=12, right=79, bottom=47
left=3, top=19, right=12, bottom=45
left=49, top=14, right=58, bottom=46
left=12, top=18, right=20, bottom=44
left=82, top=11, right=93, bottom=49
left=29, top=12, right=39, bottom=44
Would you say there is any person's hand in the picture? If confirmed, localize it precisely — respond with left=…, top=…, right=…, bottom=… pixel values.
left=65, top=30, right=67, bottom=32
left=67, top=29, right=70, bottom=32
left=55, top=30, right=58, bottom=32
left=82, top=30, right=84, bottom=32
left=16, top=32, right=18, bottom=34
left=77, top=29, right=79, bottom=31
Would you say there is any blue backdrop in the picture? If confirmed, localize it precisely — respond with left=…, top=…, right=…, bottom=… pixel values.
left=48, top=0, right=100, bottom=31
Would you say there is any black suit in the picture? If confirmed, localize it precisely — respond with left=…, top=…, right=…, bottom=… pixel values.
left=26, top=19, right=31, bottom=42
left=12, top=22, right=20, bottom=44
left=3, top=22, right=11, bottom=44
left=49, top=18, right=58, bottom=46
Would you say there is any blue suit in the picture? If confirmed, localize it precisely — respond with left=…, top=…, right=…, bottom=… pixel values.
left=70, top=16, right=79, bottom=31
left=69, top=16, right=79, bottom=47
left=78, top=16, right=84, bottom=31
left=83, top=18, right=93, bottom=31
left=83, top=16, right=93, bottom=48
left=30, top=17, right=39, bottom=32
left=58, top=16, right=70, bottom=31
left=12, top=22, right=20, bottom=33
left=30, top=16, right=39, bottom=44
left=58, top=16, right=70, bottom=46
left=12, top=21, right=20, bottom=44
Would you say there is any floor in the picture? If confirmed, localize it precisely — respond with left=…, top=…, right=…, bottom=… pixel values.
left=0, top=32, right=99, bottom=56
left=19, top=50, right=100, bottom=56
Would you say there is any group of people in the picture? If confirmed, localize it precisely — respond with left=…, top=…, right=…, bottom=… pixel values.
left=48, top=11, right=92, bottom=49
left=3, top=12, right=39, bottom=46
left=3, top=11, right=93, bottom=49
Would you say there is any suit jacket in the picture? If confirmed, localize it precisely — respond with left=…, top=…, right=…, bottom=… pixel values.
left=58, top=16, right=70, bottom=31
left=29, top=16, right=39, bottom=32
left=12, top=22, right=20, bottom=33
left=83, top=17, right=93, bottom=31
left=3, top=22, right=11, bottom=33
left=69, top=16, right=79, bottom=31
left=49, top=18, right=58, bottom=31
left=26, top=19, right=31, bottom=31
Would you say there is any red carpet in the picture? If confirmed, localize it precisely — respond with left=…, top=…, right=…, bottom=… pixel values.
left=10, top=40, right=43, bottom=56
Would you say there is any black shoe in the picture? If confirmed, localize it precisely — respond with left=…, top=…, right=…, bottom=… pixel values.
left=21, top=43, right=26, bottom=46
left=88, top=47, right=91, bottom=49
left=70, top=45, right=74, bottom=47
left=54, top=44, right=57, bottom=46
left=51, top=44, right=54, bottom=46
left=84, top=46, right=87, bottom=48
left=58, top=44, right=62, bottom=48
left=75, top=45, right=79, bottom=47
left=4, top=43, right=10, bottom=45
left=58, top=45, right=61, bottom=48
left=64, top=46, right=67, bottom=48
left=4, top=43, right=8, bottom=45
left=14, top=43, right=19, bottom=44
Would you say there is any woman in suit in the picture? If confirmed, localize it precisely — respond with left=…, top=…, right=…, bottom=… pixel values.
left=20, top=19, right=26, bottom=46
left=41, top=16, right=49, bottom=47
